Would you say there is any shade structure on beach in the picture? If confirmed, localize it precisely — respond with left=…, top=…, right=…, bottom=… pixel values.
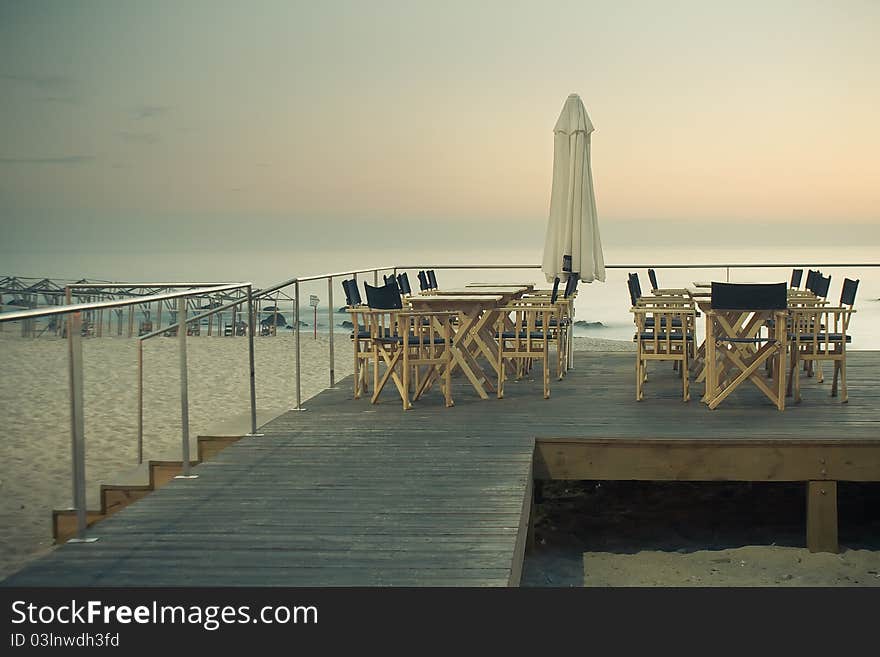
left=541, top=94, right=605, bottom=284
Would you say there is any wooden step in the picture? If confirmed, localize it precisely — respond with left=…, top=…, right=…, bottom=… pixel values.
left=50, top=407, right=289, bottom=543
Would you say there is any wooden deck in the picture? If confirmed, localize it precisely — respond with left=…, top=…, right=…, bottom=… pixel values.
left=3, top=351, right=879, bottom=586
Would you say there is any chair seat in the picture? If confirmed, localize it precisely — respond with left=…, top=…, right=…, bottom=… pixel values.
left=528, top=318, right=570, bottom=327
left=789, top=333, right=852, bottom=343
left=716, top=337, right=780, bottom=344
left=501, top=331, right=548, bottom=340
left=381, top=335, right=449, bottom=345
left=350, top=328, right=393, bottom=340
left=636, top=332, right=694, bottom=341
left=644, top=317, right=684, bottom=327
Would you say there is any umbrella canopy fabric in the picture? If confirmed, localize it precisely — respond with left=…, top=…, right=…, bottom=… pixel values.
left=541, top=94, right=605, bottom=284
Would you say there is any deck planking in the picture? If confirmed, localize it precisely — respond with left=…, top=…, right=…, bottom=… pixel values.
left=3, top=351, right=878, bottom=586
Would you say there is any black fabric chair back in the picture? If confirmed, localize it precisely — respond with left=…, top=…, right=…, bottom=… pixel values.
left=417, top=270, right=429, bottom=291
left=562, top=255, right=572, bottom=273
left=814, top=274, right=831, bottom=299
left=364, top=281, right=402, bottom=310
left=648, top=268, right=659, bottom=291
left=384, top=275, right=401, bottom=294
left=397, top=272, right=412, bottom=296
left=341, top=279, right=354, bottom=306
left=840, top=278, right=859, bottom=307
left=710, top=282, right=787, bottom=310
left=550, top=277, right=561, bottom=304
left=790, top=268, right=803, bottom=289
left=351, top=280, right=363, bottom=306
left=806, top=269, right=820, bottom=293
left=629, top=272, right=643, bottom=300
left=563, top=273, right=579, bottom=298
left=427, top=270, right=438, bottom=290
left=626, top=275, right=639, bottom=307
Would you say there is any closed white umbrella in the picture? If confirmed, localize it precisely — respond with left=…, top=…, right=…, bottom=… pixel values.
left=541, top=94, right=605, bottom=284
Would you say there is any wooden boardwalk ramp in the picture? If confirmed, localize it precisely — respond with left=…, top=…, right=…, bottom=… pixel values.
left=3, top=380, right=536, bottom=586
left=3, top=351, right=878, bottom=586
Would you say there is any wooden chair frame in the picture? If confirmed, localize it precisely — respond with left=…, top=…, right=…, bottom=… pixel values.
left=367, top=309, right=456, bottom=410
left=787, top=306, right=856, bottom=403
left=705, top=309, right=787, bottom=411
left=496, top=304, right=555, bottom=399
left=631, top=303, right=696, bottom=401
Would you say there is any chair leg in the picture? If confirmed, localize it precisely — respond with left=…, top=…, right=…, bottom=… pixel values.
left=373, top=347, right=380, bottom=401
left=557, top=339, right=564, bottom=380
left=498, top=356, right=506, bottom=399
left=635, top=353, right=643, bottom=401
left=816, top=359, right=824, bottom=383
left=543, top=346, right=550, bottom=399
left=444, top=346, right=454, bottom=408
left=401, top=349, right=412, bottom=411
left=353, top=346, right=361, bottom=399
left=682, top=356, right=689, bottom=402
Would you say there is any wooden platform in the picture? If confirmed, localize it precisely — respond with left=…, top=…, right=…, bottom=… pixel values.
left=3, top=351, right=878, bottom=586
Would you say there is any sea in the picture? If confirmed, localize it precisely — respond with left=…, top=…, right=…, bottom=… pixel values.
left=2, top=244, right=878, bottom=349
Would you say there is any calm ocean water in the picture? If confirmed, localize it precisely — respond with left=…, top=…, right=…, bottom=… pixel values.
left=3, top=245, right=879, bottom=349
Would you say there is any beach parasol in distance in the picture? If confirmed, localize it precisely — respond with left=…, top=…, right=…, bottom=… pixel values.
left=541, top=93, right=605, bottom=284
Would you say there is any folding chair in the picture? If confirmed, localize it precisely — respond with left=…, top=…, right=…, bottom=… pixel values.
left=364, top=281, right=455, bottom=409
left=496, top=303, right=556, bottom=399
left=647, top=268, right=690, bottom=296
left=705, top=282, right=788, bottom=411
left=628, top=273, right=695, bottom=362
left=342, top=279, right=372, bottom=399
left=787, top=278, right=858, bottom=403
left=631, top=298, right=696, bottom=401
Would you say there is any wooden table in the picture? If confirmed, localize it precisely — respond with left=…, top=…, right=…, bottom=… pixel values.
left=408, top=294, right=504, bottom=399
left=425, top=286, right=530, bottom=302
left=465, top=283, right=536, bottom=291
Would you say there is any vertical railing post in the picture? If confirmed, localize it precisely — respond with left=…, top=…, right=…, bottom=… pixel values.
left=373, top=270, right=379, bottom=286
left=726, top=266, right=730, bottom=282
left=137, top=339, right=144, bottom=464
left=177, top=296, right=196, bottom=478
left=246, top=286, right=258, bottom=435
left=328, top=277, right=335, bottom=388
left=67, top=311, right=94, bottom=542
left=295, top=280, right=303, bottom=410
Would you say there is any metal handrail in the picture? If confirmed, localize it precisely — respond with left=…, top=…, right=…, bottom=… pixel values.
left=135, top=293, right=259, bottom=464
left=244, top=265, right=396, bottom=410
left=0, top=282, right=253, bottom=543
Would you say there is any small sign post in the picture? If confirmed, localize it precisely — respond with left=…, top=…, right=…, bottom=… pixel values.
left=309, top=295, right=319, bottom=339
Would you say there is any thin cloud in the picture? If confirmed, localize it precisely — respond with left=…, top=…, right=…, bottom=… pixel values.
left=0, top=156, right=95, bottom=165
left=1, top=73, right=75, bottom=92
left=116, top=131, right=160, bottom=144
left=37, top=95, right=79, bottom=105
left=2, top=74, right=82, bottom=104
left=132, top=105, right=171, bottom=119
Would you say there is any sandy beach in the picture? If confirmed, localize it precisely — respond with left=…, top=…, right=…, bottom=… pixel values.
left=1, top=332, right=878, bottom=585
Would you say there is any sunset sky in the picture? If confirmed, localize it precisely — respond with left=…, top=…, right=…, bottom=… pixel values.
left=1, top=0, right=878, bottom=274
